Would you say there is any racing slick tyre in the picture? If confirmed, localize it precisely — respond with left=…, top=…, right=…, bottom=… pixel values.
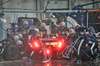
left=2, top=44, right=22, bottom=60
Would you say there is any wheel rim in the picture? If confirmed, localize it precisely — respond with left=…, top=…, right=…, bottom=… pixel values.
left=8, top=45, right=19, bottom=59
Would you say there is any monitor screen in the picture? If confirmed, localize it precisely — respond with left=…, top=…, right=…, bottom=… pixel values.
left=21, top=19, right=33, bottom=26
left=18, top=17, right=40, bottom=27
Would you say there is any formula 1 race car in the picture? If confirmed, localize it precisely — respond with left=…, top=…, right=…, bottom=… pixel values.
left=26, top=31, right=67, bottom=61
left=40, top=37, right=66, bottom=60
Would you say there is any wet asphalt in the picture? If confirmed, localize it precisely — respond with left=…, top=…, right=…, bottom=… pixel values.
left=0, top=58, right=100, bottom=66
left=28, top=59, right=100, bottom=66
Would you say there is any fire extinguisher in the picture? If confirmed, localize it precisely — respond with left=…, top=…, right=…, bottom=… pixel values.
left=3, top=18, right=7, bottom=39
left=0, top=18, right=7, bottom=42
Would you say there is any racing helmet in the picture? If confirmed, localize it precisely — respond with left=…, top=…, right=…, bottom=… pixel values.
left=16, top=40, right=23, bottom=47
left=41, top=23, right=46, bottom=28
left=51, top=15, right=55, bottom=18
left=13, top=35, right=19, bottom=42
left=69, top=28, right=76, bottom=34
left=34, top=28, right=39, bottom=34
left=17, top=33, right=23, bottom=39
left=60, top=22, right=65, bottom=27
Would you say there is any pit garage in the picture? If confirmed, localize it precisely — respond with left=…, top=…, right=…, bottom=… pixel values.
left=0, top=0, right=100, bottom=66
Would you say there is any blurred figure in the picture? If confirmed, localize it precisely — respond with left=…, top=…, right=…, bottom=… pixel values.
left=0, top=12, right=7, bottom=42
left=39, top=23, right=47, bottom=38
left=72, top=23, right=99, bottom=62
left=67, top=28, right=76, bottom=42
left=58, top=21, right=69, bottom=36
left=27, top=27, right=39, bottom=37
left=50, top=15, right=58, bottom=25
left=72, top=23, right=91, bottom=63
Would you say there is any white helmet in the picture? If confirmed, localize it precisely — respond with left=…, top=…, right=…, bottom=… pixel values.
left=51, top=15, right=55, bottom=18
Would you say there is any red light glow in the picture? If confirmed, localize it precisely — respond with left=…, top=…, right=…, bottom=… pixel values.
left=58, top=42, right=62, bottom=48
left=45, top=49, right=51, bottom=55
left=47, top=49, right=50, bottom=54
left=45, top=63, right=51, bottom=66
left=55, top=39, right=66, bottom=52
left=31, top=39, right=41, bottom=49
left=35, top=42, right=39, bottom=47
left=46, top=63, right=50, bottom=66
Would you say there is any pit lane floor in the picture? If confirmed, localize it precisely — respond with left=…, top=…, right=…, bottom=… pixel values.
left=28, top=58, right=100, bottom=66
left=0, top=57, right=100, bottom=66
left=0, top=39, right=100, bottom=66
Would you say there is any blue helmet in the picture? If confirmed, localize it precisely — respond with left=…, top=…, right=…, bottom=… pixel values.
left=13, top=35, right=19, bottom=41
left=17, top=33, right=23, bottom=39
left=72, top=24, right=77, bottom=30
left=16, top=40, right=23, bottom=47
left=60, top=22, right=65, bottom=27
left=69, top=28, right=76, bottom=34
left=34, top=28, right=39, bottom=33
